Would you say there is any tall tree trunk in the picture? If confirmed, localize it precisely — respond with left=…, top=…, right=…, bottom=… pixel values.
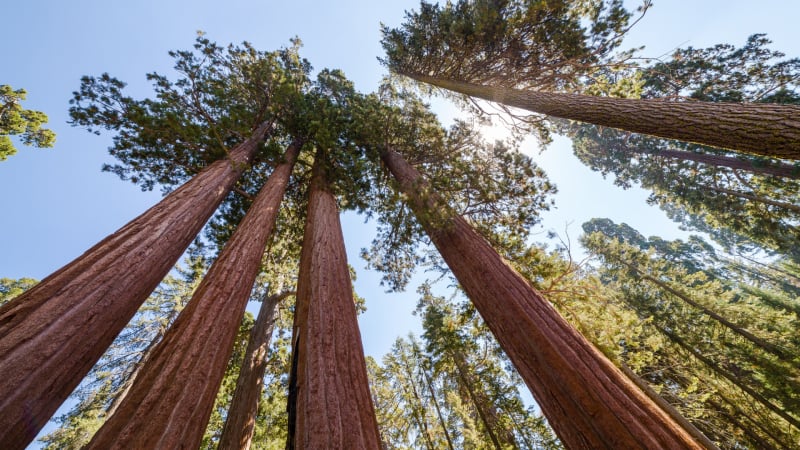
left=449, top=348, right=514, bottom=449
left=398, top=361, right=436, bottom=450
left=0, top=121, right=273, bottom=450
left=420, top=365, right=456, bottom=450
left=380, top=147, right=705, bottom=449
left=710, top=394, right=789, bottom=450
left=85, top=140, right=299, bottom=450
left=286, top=155, right=381, bottom=449
left=641, top=148, right=800, bottom=179
left=403, top=73, right=800, bottom=160
left=218, top=290, right=293, bottom=450
left=617, top=364, right=719, bottom=450
left=705, top=184, right=800, bottom=214
left=706, top=398, right=780, bottom=450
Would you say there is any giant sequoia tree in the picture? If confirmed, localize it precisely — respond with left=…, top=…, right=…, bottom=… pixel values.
left=0, top=37, right=308, bottom=449
left=381, top=0, right=800, bottom=159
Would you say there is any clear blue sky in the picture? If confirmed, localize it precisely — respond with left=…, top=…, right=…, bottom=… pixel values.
left=1, top=1, right=797, bottom=446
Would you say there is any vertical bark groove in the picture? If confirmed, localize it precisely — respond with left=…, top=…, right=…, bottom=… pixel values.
left=0, top=121, right=272, bottom=450
left=287, top=155, right=381, bottom=449
left=405, top=73, right=800, bottom=160
left=85, top=140, right=299, bottom=450
left=380, top=147, right=707, bottom=449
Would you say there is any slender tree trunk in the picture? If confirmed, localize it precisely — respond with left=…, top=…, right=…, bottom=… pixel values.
left=85, top=140, right=299, bottom=450
left=710, top=394, right=789, bottom=449
left=403, top=73, right=800, bottom=160
left=642, top=148, right=800, bottom=179
left=618, top=364, right=719, bottom=450
left=420, top=366, right=456, bottom=450
left=705, top=184, right=800, bottom=214
left=0, top=121, right=273, bottom=450
left=705, top=398, right=779, bottom=450
left=624, top=263, right=793, bottom=361
left=653, top=322, right=800, bottom=430
left=380, top=147, right=705, bottom=449
left=449, top=349, right=511, bottom=450
left=286, top=155, right=381, bottom=449
left=218, top=290, right=293, bottom=450
left=399, top=364, right=436, bottom=450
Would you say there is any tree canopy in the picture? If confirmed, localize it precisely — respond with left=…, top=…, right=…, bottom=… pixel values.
left=569, top=35, right=800, bottom=259
left=0, top=85, right=55, bottom=161
left=5, top=6, right=800, bottom=448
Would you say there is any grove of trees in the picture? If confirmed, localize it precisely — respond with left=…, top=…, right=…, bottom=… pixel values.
left=1, top=1, right=798, bottom=449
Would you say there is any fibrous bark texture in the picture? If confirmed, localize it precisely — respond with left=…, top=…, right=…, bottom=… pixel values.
left=217, top=291, right=291, bottom=450
left=0, top=122, right=272, bottom=450
left=287, top=158, right=381, bottom=449
left=407, top=74, right=800, bottom=161
left=85, top=141, right=299, bottom=450
left=380, top=147, right=707, bottom=449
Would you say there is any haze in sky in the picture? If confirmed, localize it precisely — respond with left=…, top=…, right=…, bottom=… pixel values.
left=1, top=1, right=797, bottom=446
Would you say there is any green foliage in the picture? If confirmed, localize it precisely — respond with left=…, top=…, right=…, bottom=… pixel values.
left=0, top=84, right=55, bottom=161
left=69, top=34, right=311, bottom=192
left=568, top=35, right=800, bottom=260
left=381, top=0, right=637, bottom=91
left=580, top=219, right=800, bottom=448
left=358, top=84, right=556, bottom=291
left=368, top=285, right=561, bottom=449
left=380, top=0, right=643, bottom=139
left=0, top=277, right=37, bottom=306
left=641, top=34, right=800, bottom=103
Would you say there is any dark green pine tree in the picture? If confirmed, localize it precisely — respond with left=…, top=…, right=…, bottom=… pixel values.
left=416, top=285, right=561, bottom=450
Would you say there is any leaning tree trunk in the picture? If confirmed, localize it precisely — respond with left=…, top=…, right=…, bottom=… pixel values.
left=217, top=290, right=293, bottom=450
left=419, top=364, right=456, bottom=450
left=639, top=148, right=800, bottom=179
left=403, top=73, right=800, bottom=161
left=380, top=147, right=706, bottom=449
left=705, top=185, right=800, bottom=214
left=85, top=141, right=300, bottom=450
left=450, top=348, right=517, bottom=449
left=0, top=121, right=273, bottom=450
left=633, top=264, right=794, bottom=362
left=652, top=322, right=800, bottom=431
left=286, top=155, right=381, bottom=449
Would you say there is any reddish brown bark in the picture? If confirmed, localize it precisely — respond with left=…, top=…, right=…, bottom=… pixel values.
left=642, top=148, right=800, bottom=179
left=404, top=73, right=800, bottom=161
left=286, top=156, right=381, bottom=449
left=85, top=141, right=299, bottom=450
left=380, top=147, right=706, bottom=449
left=0, top=121, right=272, bottom=450
left=217, top=290, right=293, bottom=450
